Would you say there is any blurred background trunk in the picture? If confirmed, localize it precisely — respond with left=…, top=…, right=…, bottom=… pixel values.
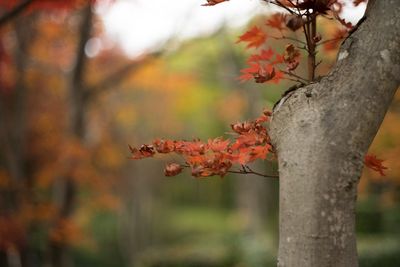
left=49, top=4, right=92, bottom=267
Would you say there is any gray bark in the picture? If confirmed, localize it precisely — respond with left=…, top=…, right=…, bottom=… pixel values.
left=269, top=1, right=400, bottom=266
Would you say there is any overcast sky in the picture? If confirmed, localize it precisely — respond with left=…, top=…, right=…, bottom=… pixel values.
left=98, top=0, right=366, bottom=57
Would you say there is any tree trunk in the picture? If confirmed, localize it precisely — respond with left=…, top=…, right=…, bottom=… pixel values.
left=49, top=4, right=93, bottom=267
left=269, top=1, right=400, bottom=266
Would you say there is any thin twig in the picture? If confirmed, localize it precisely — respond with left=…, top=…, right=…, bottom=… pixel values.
left=182, top=164, right=279, bottom=179
left=280, top=70, right=308, bottom=82
left=271, top=35, right=307, bottom=45
left=244, top=165, right=279, bottom=178
left=297, top=45, right=310, bottom=53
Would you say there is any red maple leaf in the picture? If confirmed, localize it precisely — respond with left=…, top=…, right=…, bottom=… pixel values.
left=231, top=121, right=253, bottom=134
left=207, top=138, right=230, bottom=152
left=271, top=69, right=284, bottom=84
left=323, top=28, right=348, bottom=52
left=365, top=154, right=388, bottom=176
left=248, top=145, right=270, bottom=162
left=175, top=140, right=206, bottom=156
left=265, top=13, right=286, bottom=31
left=236, top=26, right=267, bottom=49
left=238, top=62, right=261, bottom=82
left=247, top=48, right=274, bottom=63
left=272, top=54, right=285, bottom=65
left=235, top=148, right=250, bottom=165
left=238, top=62, right=277, bottom=83
left=255, top=114, right=269, bottom=124
left=153, top=139, right=175, bottom=153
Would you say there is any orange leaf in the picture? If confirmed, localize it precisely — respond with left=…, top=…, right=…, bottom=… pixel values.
left=323, top=28, right=348, bottom=52
left=247, top=48, right=274, bottom=63
left=272, top=54, right=285, bottom=65
left=153, top=139, right=175, bottom=153
left=129, top=144, right=155, bottom=159
left=207, top=138, right=230, bottom=152
left=236, top=26, right=267, bottom=49
left=248, top=145, right=270, bottom=162
left=266, top=13, right=286, bottom=31
left=238, top=62, right=277, bottom=83
left=271, top=70, right=284, bottom=84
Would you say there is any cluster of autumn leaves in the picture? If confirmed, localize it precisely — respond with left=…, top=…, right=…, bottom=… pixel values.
left=235, top=16, right=303, bottom=84
left=130, top=112, right=387, bottom=178
left=130, top=0, right=387, bottom=178
left=130, top=110, right=274, bottom=178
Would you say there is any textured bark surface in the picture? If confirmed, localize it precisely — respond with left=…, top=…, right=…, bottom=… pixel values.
left=269, top=1, right=400, bottom=266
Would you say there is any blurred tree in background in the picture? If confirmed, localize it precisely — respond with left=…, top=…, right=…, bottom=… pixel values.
left=0, top=1, right=399, bottom=267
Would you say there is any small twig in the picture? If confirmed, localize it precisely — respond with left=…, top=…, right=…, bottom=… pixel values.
left=280, top=70, right=308, bottom=83
left=244, top=165, right=279, bottom=178
left=182, top=164, right=279, bottom=179
left=271, top=35, right=307, bottom=45
left=227, top=168, right=279, bottom=179
left=297, top=45, right=310, bottom=52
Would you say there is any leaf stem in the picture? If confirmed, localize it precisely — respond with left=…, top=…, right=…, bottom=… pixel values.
left=271, top=35, right=307, bottom=45
left=280, top=70, right=308, bottom=83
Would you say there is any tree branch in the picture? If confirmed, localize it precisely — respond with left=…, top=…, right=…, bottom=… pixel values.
left=0, top=0, right=35, bottom=26
left=83, top=52, right=162, bottom=101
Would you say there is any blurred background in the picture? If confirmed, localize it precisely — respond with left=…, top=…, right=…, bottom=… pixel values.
left=0, top=0, right=399, bottom=267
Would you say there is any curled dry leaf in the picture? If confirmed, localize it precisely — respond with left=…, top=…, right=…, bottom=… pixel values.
left=153, top=139, right=175, bottom=153
left=283, top=44, right=300, bottom=71
left=285, top=15, right=304, bottom=31
left=129, top=144, right=155, bottom=159
left=164, top=163, right=183, bottom=177
left=313, top=33, right=322, bottom=43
